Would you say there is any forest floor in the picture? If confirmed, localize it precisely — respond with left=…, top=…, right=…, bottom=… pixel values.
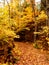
left=13, top=42, right=49, bottom=65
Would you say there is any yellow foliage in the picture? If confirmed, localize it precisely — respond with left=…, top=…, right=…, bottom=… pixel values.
left=36, top=11, right=48, bottom=22
left=0, top=1, right=48, bottom=40
left=0, top=63, right=8, bottom=65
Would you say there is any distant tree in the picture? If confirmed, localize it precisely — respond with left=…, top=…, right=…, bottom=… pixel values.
left=41, top=0, right=46, bottom=10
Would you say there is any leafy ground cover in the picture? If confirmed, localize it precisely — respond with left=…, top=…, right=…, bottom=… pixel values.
left=14, top=42, right=49, bottom=65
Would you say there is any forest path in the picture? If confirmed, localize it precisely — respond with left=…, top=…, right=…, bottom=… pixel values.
left=14, top=42, right=49, bottom=65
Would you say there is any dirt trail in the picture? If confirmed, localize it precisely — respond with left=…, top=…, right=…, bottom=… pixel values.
left=14, top=42, right=49, bottom=65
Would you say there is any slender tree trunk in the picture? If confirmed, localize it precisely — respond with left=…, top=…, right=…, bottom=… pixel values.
left=46, top=0, right=49, bottom=26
